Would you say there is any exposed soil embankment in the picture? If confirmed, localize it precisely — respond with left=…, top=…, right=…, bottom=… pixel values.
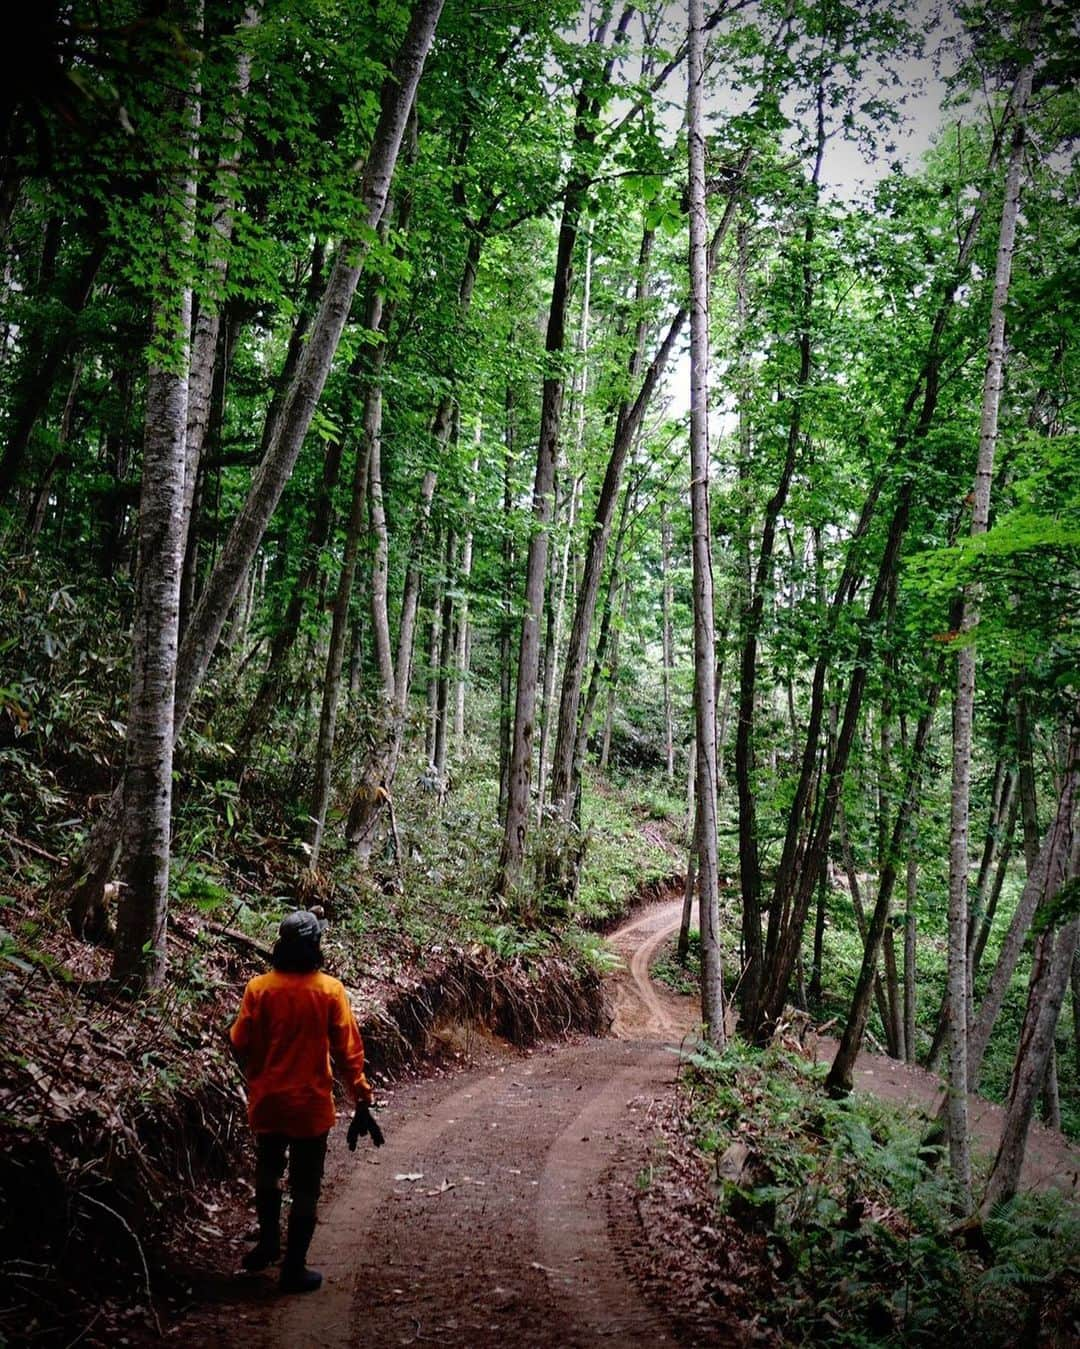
left=359, top=948, right=610, bottom=1079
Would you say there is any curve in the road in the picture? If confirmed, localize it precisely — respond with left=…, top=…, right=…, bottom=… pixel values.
left=215, top=897, right=1077, bottom=1349
left=267, top=902, right=692, bottom=1349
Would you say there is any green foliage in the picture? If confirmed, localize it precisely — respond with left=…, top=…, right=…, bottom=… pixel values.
left=684, top=1042, right=1079, bottom=1346
left=652, top=930, right=701, bottom=997
left=572, top=777, right=677, bottom=925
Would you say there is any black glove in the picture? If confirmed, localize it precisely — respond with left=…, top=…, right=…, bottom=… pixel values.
left=347, top=1101, right=385, bottom=1150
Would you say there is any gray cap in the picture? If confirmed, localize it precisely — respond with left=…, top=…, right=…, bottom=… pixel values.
left=278, top=910, right=327, bottom=943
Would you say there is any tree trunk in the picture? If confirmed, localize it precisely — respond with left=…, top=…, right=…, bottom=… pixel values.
left=25, top=357, right=81, bottom=541
left=927, top=757, right=1020, bottom=1070
left=945, top=57, right=1032, bottom=1209
left=178, top=3, right=259, bottom=630
left=453, top=443, right=479, bottom=753
left=574, top=481, right=635, bottom=801
left=547, top=172, right=745, bottom=833
left=688, top=0, right=724, bottom=1045
left=537, top=242, right=590, bottom=811
left=826, top=683, right=940, bottom=1095
left=968, top=727, right=1079, bottom=1087
left=498, top=383, right=517, bottom=820
left=433, top=526, right=458, bottom=782
left=736, top=82, right=824, bottom=1030
left=598, top=576, right=631, bottom=772
left=807, top=857, right=827, bottom=1006
left=493, top=6, right=640, bottom=896
left=232, top=392, right=344, bottom=762
left=837, top=799, right=895, bottom=1057
left=904, top=847, right=918, bottom=1064
left=307, top=283, right=387, bottom=869
left=111, top=17, right=199, bottom=991
left=1040, top=1043, right=1061, bottom=1130
left=678, top=823, right=699, bottom=964
left=661, top=503, right=676, bottom=782
left=980, top=845, right=1079, bottom=1214
left=346, top=454, right=439, bottom=860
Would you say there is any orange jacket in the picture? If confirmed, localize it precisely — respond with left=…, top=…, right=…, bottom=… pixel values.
left=230, top=970, right=374, bottom=1136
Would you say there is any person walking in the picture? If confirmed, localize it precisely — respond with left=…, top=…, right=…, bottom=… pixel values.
left=230, top=909, right=380, bottom=1293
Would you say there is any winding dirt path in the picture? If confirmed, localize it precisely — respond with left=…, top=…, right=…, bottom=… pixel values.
left=199, top=899, right=1078, bottom=1348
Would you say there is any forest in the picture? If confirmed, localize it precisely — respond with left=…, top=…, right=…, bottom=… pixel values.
left=1, top=0, right=1078, bottom=1344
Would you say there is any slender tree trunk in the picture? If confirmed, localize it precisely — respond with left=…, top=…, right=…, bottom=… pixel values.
left=968, top=727, right=1079, bottom=1088
left=688, top=0, right=723, bottom=1045
left=981, top=844, right=1079, bottom=1214
left=307, top=283, right=386, bottom=869
left=178, top=4, right=259, bottom=631
left=1040, top=1043, right=1061, bottom=1130
left=1071, top=950, right=1080, bottom=1079
left=807, top=857, right=827, bottom=1006
left=598, top=576, right=631, bottom=771
left=346, top=456, right=439, bottom=859
left=837, top=800, right=895, bottom=1057
left=826, top=683, right=941, bottom=1095
left=972, top=789, right=1020, bottom=977
left=433, top=525, right=458, bottom=782
left=26, top=357, right=82, bottom=541
left=945, top=58, right=1032, bottom=1208
left=904, top=846, right=918, bottom=1064
left=661, top=504, right=676, bottom=782
left=537, top=243, right=590, bottom=811
left=736, top=85, right=824, bottom=1030
left=927, top=759, right=1020, bottom=1069
left=678, top=822, right=699, bottom=964
left=498, top=383, right=517, bottom=819
left=574, top=481, right=635, bottom=799
left=424, top=523, right=445, bottom=764
left=233, top=414, right=345, bottom=763
left=453, top=444, right=478, bottom=753
left=111, top=16, right=200, bottom=990
left=493, top=6, right=639, bottom=895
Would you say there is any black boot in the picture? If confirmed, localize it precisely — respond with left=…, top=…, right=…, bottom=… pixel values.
left=241, top=1187, right=282, bottom=1272
left=279, top=1213, right=322, bottom=1294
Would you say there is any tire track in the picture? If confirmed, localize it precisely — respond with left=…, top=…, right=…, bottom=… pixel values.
left=265, top=900, right=694, bottom=1348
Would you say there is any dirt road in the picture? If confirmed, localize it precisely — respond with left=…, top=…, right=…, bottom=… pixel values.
left=202, top=899, right=1078, bottom=1348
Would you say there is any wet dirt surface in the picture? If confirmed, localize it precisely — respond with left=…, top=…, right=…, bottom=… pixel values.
left=190, top=899, right=1079, bottom=1347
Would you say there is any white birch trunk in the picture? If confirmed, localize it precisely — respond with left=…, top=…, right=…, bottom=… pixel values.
left=112, top=10, right=201, bottom=989
left=945, top=59, right=1033, bottom=1208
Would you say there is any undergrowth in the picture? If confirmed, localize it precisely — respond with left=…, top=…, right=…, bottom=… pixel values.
left=677, top=1040, right=1080, bottom=1346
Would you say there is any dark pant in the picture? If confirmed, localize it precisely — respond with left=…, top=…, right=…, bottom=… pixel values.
left=254, top=1132, right=328, bottom=1220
